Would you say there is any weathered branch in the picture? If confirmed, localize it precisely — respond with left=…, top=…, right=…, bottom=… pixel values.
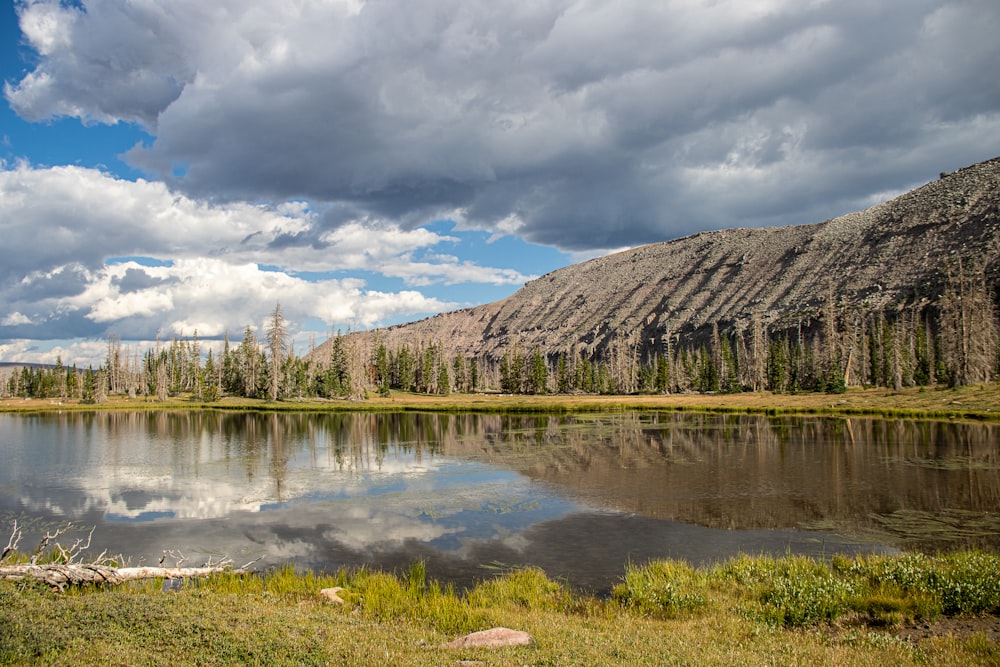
left=53, top=526, right=95, bottom=564
left=30, top=523, right=74, bottom=564
left=1, top=521, right=22, bottom=564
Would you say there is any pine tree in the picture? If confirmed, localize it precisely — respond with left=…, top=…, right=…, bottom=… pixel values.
left=720, top=333, right=740, bottom=393
left=500, top=343, right=523, bottom=394
left=81, top=367, right=96, bottom=404
left=202, top=351, right=221, bottom=402
left=436, top=362, right=450, bottom=395
left=767, top=339, right=788, bottom=392
left=397, top=345, right=415, bottom=391
left=556, top=353, right=570, bottom=394
left=451, top=354, right=467, bottom=393
left=529, top=346, right=548, bottom=394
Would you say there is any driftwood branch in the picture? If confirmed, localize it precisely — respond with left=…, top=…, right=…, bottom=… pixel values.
left=1, top=520, right=21, bottom=564
left=30, top=523, right=74, bottom=564
left=0, top=522, right=261, bottom=590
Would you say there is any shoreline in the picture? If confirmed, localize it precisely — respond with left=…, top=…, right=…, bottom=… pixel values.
left=2, top=383, right=999, bottom=422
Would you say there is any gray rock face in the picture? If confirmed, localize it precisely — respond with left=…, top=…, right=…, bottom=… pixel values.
left=313, top=157, right=1000, bottom=362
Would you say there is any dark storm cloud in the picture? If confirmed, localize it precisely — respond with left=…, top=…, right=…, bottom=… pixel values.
left=6, top=263, right=91, bottom=301
left=7, top=0, right=1000, bottom=252
left=111, top=267, right=172, bottom=294
left=0, top=309, right=106, bottom=341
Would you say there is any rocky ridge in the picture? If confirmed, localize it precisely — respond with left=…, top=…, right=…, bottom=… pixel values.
left=312, top=157, right=1000, bottom=363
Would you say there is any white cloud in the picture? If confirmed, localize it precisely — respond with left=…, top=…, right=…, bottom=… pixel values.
left=1, top=312, right=32, bottom=327
left=17, top=0, right=78, bottom=57
left=0, top=163, right=542, bottom=348
left=3, top=254, right=456, bottom=342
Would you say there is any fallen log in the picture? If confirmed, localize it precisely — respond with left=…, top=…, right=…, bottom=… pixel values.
left=1, top=521, right=258, bottom=590
left=0, top=562, right=255, bottom=591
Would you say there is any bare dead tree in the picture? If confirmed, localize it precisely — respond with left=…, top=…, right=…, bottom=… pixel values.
left=750, top=309, right=767, bottom=392
left=939, top=257, right=998, bottom=386
left=265, top=302, right=289, bottom=401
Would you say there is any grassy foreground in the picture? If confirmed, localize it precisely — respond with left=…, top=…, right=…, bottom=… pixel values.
left=3, top=552, right=1000, bottom=665
left=3, top=382, right=1000, bottom=421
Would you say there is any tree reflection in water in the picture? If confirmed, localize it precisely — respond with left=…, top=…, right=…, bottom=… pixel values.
left=1, top=411, right=996, bottom=591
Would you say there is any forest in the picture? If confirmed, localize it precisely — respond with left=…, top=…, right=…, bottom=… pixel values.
left=2, top=260, right=997, bottom=404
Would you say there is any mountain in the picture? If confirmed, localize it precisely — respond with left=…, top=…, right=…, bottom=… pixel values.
left=310, top=157, right=1000, bottom=369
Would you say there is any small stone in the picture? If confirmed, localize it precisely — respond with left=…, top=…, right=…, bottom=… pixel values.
left=440, top=627, right=534, bottom=649
left=319, top=587, right=345, bottom=604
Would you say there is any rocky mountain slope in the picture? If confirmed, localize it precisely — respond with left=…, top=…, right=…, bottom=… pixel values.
left=311, top=157, right=1000, bottom=364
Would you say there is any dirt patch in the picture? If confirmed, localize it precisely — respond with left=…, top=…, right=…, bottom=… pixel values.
left=894, top=616, right=1000, bottom=643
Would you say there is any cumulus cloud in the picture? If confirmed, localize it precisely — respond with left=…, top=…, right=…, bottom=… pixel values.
left=0, top=163, right=541, bottom=344
left=6, top=0, right=999, bottom=252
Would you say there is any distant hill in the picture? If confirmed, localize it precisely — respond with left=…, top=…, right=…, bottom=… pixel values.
left=0, top=362, right=56, bottom=371
left=308, top=157, right=1000, bottom=387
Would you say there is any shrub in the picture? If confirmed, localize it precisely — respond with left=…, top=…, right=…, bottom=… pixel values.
left=760, top=572, right=855, bottom=627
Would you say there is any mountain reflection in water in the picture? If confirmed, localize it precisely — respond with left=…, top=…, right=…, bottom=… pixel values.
left=2, top=410, right=997, bottom=592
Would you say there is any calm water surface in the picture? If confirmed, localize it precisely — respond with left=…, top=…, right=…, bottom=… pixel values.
left=2, top=411, right=997, bottom=592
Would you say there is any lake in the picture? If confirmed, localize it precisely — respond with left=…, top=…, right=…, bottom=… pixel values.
left=2, top=410, right=998, bottom=593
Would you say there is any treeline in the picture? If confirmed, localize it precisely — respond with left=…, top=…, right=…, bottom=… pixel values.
left=2, top=263, right=998, bottom=402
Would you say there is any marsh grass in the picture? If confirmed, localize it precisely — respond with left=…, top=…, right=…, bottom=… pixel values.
left=871, top=509, right=1000, bottom=545
left=701, top=551, right=1000, bottom=629
left=612, top=559, right=710, bottom=618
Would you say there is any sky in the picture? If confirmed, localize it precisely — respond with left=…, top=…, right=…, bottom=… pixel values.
left=1, top=0, right=998, bottom=367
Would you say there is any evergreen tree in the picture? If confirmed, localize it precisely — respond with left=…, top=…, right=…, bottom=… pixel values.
left=469, top=359, right=479, bottom=392
left=500, top=344, right=523, bottom=394
left=655, top=354, right=670, bottom=393
left=767, top=339, right=788, bottom=392
left=556, top=353, right=570, bottom=394
left=396, top=345, right=415, bottom=391
left=529, top=347, right=548, bottom=394
left=436, top=362, right=450, bottom=395
left=81, top=367, right=96, bottom=404
left=697, top=346, right=718, bottom=392
left=451, top=354, right=467, bottom=393
left=202, top=350, right=221, bottom=402
left=720, top=333, right=740, bottom=393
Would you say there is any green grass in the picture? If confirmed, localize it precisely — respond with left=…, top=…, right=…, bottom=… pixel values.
left=3, top=552, right=999, bottom=665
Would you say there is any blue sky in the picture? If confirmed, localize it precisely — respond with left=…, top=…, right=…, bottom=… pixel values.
left=1, top=0, right=998, bottom=366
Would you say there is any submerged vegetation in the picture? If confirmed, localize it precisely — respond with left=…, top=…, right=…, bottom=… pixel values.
left=2, top=552, right=999, bottom=665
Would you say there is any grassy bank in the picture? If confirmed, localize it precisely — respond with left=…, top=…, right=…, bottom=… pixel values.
left=3, top=552, right=999, bottom=665
left=3, top=382, right=1000, bottom=421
